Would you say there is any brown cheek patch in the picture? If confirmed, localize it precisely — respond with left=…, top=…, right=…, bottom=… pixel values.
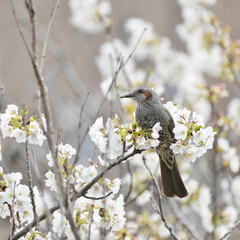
left=144, top=90, right=152, bottom=100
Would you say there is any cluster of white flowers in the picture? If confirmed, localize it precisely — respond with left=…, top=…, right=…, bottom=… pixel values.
left=179, top=179, right=213, bottom=232
left=89, top=115, right=163, bottom=159
left=0, top=139, right=126, bottom=239
left=97, top=21, right=167, bottom=105
left=126, top=211, right=170, bottom=239
left=0, top=171, right=27, bottom=220
left=164, top=102, right=216, bottom=162
left=193, top=185, right=213, bottom=232
left=177, top=0, right=217, bottom=6
left=89, top=109, right=216, bottom=164
left=133, top=122, right=162, bottom=150
left=0, top=167, right=53, bottom=230
left=68, top=0, right=112, bottom=34
left=19, top=231, right=53, bottom=240
left=90, top=0, right=236, bottom=125
left=89, top=116, right=123, bottom=159
left=51, top=194, right=125, bottom=239
left=227, top=97, right=240, bottom=131
left=231, top=176, right=240, bottom=209
left=215, top=206, right=239, bottom=238
left=46, top=142, right=76, bottom=167
left=0, top=104, right=46, bottom=146
left=44, top=142, right=126, bottom=238
left=217, top=137, right=239, bottom=173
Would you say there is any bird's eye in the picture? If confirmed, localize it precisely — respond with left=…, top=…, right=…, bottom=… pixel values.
left=138, top=89, right=144, bottom=93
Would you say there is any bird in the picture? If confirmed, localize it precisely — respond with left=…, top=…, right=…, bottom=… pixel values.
left=120, top=85, right=188, bottom=198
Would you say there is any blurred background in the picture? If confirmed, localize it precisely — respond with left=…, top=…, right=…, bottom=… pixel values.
left=0, top=0, right=240, bottom=238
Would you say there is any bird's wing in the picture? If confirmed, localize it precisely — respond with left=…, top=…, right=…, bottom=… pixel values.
left=163, top=107, right=175, bottom=139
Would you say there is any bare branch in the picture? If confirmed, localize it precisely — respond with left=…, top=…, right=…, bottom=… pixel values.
left=40, top=0, right=61, bottom=72
left=122, top=27, right=146, bottom=68
left=73, top=92, right=90, bottom=166
left=25, top=140, right=37, bottom=221
left=87, top=205, right=94, bottom=240
left=25, top=0, right=38, bottom=62
left=124, top=161, right=133, bottom=202
left=64, top=201, right=81, bottom=240
left=125, top=181, right=152, bottom=207
left=218, top=221, right=240, bottom=240
left=170, top=200, right=202, bottom=240
left=143, top=157, right=179, bottom=240
left=78, top=28, right=146, bottom=149
left=84, top=192, right=113, bottom=200
left=0, top=86, right=4, bottom=113
left=12, top=204, right=60, bottom=240
left=8, top=183, right=16, bottom=239
left=71, top=148, right=143, bottom=202
left=9, top=0, right=33, bottom=61
left=211, top=132, right=219, bottom=240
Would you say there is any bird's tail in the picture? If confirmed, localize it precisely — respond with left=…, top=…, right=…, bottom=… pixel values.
left=157, top=147, right=188, bottom=198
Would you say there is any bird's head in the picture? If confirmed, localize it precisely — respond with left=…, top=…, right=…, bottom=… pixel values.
left=120, top=85, right=159, bottom=104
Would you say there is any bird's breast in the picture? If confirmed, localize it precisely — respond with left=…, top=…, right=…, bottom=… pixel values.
left=136, top=103, right=160, bottom=130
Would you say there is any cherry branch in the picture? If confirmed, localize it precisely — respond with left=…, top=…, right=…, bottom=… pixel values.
left=218, top=220, right=240, bottom=240
left=143, top=156, right=179, bottom=240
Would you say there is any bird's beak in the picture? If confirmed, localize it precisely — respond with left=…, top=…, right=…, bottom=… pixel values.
left=120, top=92, right=135, bottom=98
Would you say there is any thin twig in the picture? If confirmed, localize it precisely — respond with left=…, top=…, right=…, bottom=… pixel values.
left=87, top=205, right=94, bottom=240
left=8, top=183, right=16, bottom=240
left=25, top=0, right=38, bottom=62
left=123, top=27, right=146, bottom=67
left=210, top=107, right=219, bottom=240
left=73, top=92, right=90, bottom=166
left=78, top=28, right=147, bottom=150
left=9, top=0, right=33, bottom=61
left=84, top=191, right=113, bottom=200
left=71, top=148, right=142, bottom=202
left=125, top=181, right=152, bottom=207
left=25, top=139, right=37, bottom=221
left=64, top=201, right=81, bottom=240
left=12, top=204, right=60, bottom=240
left=40, top=0, right=60, bottom=72
left=124, top=161, right=133, bottom=202
left=170, top=200, right=201, bottom=240
left=0, top=86, right=4, bottom=113
left=143, top=157, right=179, bottom=240
left=0, top=87, right=3, bottom=162
left=218, top=220, right=240, bottom=240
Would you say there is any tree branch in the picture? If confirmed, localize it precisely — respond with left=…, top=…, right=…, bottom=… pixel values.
left=218, top=221, right=240, bottom=240
left=124, top=161, right=133, bottom=202
left=87, top=205, right=94, bottom=240
left=40, top=0, right=60, bottom=72
left=73, top=92, right=90, bottom=166
left=25, top=140, right=37, bottom=221
left=170, top=200, right=202, bottom=240
left=125, top=181, right=152, bottom=207
left=9, top=0, right=33, bottom=61
left=143, top=156, right=179, bottom=240
left=84, top=192, right=113, bottom=200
